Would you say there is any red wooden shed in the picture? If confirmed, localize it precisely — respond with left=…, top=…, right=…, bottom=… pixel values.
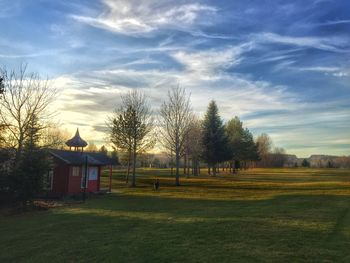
left=47, top=129, right=117, bottom=197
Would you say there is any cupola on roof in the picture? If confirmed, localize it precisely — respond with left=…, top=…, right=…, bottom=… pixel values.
left=65, top=128, right=88, bottom=148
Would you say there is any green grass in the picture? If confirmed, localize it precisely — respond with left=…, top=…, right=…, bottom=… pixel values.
left=1, top=168, right=350, bottom=262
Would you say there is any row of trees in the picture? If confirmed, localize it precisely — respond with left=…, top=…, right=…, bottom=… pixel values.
left=109, top=87, right=267, bottom=186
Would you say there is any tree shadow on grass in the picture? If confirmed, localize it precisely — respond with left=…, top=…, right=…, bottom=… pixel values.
left=1, top=193, right=350, bottom=263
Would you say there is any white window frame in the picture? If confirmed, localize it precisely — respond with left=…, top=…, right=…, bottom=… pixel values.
left=72, top=166, right=80, bottom=177
left=46, top=170, right=54, bottom=190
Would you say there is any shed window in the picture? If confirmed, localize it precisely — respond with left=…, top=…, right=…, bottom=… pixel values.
left=88, top=167, right=98, bottom=180
left=72, top=166, right=80, bottom=177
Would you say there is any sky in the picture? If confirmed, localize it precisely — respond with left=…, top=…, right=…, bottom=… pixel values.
left=0, top=0, right=349, bottom=157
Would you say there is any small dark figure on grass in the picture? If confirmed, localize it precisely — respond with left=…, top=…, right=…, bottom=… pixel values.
left=153, top=179, right=160, bottom=191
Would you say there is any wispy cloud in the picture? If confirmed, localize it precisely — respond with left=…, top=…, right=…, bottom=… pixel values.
left=0, top=48, right=67, bottom=58
left=172, top=43, right=252, bottom=74
left=254, top=32, right=349, bottom=53
left=292, top=66, right=349, bottom=77
left=244, top=100, right=350, bottom=156
left=297, top=66, right=341, bottom=72
left=318, top=19, right=350, bottom=26
left=332, top=71, right=348, bottom=77
left=71, top=0, right=217, bottom=36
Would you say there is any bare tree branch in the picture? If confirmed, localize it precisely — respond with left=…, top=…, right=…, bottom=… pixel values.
left=159, top=86, right=192, bottom=186
left=0, top=64, right=57, bottom=157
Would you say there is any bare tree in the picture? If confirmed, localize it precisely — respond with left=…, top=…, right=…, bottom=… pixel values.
left=0, top=76, right=5, bottom=146
left=85, top=141, right=98, bottom=152
left=256, top=133, right=272, bottom=167
left=270, top=147, right=287, bottom=167
left=109, top=90, right=155, bottom=187
left=0, top=64, right=57, bottom=160
left=41, top=125, right=70, bottom=149
left=159, top=87, right=192, bottom=186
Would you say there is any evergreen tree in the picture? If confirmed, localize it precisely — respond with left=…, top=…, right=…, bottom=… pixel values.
left=302, top=159, right=308, bottom=167
left=12, top=116, right=51, bottom=206
left=225, top=117, right=259, bottom=171
left=327, top=160, right=334, bottom=168
left=202, top=101, right=227, bottom=176
left=99, top=145, right=108, bottom=156
left=225, top=117, right=244, bottom=172
left=110, top=147, right=119, bottom=165
left=0, top=148, right=14, bottom=203
left=240, top=128, right=260, bottom=168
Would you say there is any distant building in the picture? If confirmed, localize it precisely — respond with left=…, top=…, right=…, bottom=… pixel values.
left=47, top=129, right=117, bottom=197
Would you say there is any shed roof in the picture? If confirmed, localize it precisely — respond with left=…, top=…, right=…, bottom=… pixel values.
left=49, top=149, right=118, bottom=166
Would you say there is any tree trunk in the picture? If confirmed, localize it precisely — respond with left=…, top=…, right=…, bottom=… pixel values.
left=175, top=151, right=180, bottom=186
left=213, top=164, right=217, bottom=176
left=193, top=160, right=198, bottom=176
left=131, top=146, right=137, bottom=187
left=187, top=160, right=190, bottom=178
left=15, top=133, right=24, bottom=163
left=208, top=167, right=211, bottom=175
left=126, top=150, right=131, bottom=184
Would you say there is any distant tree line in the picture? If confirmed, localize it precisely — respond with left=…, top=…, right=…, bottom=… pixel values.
left=300, top=156, right=350, bottom=169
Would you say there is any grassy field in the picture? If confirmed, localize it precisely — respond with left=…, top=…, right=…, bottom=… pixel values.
left=1, top=168, right=350, bottom=262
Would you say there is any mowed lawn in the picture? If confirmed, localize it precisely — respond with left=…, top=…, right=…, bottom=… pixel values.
left=1, top=168, right=350, bottom=262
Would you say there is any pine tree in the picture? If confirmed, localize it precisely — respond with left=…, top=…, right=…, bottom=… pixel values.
left=99, top=145, right=108, bottom=156
left=225, top=117, right=260, bottom=171
left=225, top=116, right=244, bottom=172
left=240, top=128, right=260, bottom=168
left=202, top=101, right=227, bottom=176
left=302, top=159, right=310, bottom=167
left=110, top=147, right=119, bottom=165
left=12, top=116, right=51, bottom=206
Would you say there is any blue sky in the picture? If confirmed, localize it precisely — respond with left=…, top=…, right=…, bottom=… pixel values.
left=0, top=0, right=349, bottom=157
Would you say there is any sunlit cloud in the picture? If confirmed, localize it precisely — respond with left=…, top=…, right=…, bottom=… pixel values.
left=71, top=0, right=217, bottom=36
